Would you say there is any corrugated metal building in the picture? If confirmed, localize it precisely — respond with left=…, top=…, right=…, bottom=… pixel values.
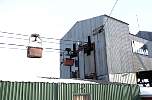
left=0, top=80, right=140, bottom=100
left=129, top=32, right=152, bottom=87
left=136, top=31, right=152, bottom=41
left=129, top=32, right=152, bottom=70
left=134, top=31, right=152, bottom=58
left=60, top=15, right=136, bottom=84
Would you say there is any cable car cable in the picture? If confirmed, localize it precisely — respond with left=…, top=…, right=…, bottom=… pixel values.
left=0, top=42, right=65, bottom=51
left=103, top=0, right=119, bottom=27
left=0, top=33, right=77, bottom=46
left=0, top=46, right=61, bottom=53
left=0, top=30, right=84, bottom=43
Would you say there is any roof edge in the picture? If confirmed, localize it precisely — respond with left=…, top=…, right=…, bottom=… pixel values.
left=103, top=14, right=129, bottom=25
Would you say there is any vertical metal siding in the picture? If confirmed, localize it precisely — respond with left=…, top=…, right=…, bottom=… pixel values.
left=0, top=81, right=57, bottom=100
left=60, top=15, right=109, bottom=80
left=80, top=16, right=109, bottom=80
left=60, top=15, right=135, bottom=82
left=95, top=32, right=109, bottom=80
left=0, top=81, right=140, bottom=100
left=60, top=22, right=82, bottom=79
left=104, top=16, right=133, bottom=74
left=109, top=73, right=137, bottom=84
left=84, top=51, right=95, bottom=76
left=57, top=83, right=140, bottom=100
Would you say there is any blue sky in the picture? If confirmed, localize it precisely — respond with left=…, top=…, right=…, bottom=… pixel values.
left=0, top=0, right=152, bottom=81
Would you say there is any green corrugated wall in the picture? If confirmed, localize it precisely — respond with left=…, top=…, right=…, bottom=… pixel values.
left=0, top=81, right=140, bottom=100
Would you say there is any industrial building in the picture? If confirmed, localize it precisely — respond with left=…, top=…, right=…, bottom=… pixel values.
left=60, top=15, right=152, bottom=86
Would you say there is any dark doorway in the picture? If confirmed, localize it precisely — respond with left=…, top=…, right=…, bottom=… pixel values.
left=136, top=70, right=152, bottom=87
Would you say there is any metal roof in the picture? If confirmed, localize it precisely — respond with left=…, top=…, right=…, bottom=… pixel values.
left=103, top=14, right=129, bottom=25
left=136, top=31, right=152, bottom=41
left=77, top=14, right=129, bottom=25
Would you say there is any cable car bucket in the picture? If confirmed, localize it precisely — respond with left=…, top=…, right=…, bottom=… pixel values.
left=27, top=34, right=43, bottom=58
left=64, top=58, right=74, bottom=66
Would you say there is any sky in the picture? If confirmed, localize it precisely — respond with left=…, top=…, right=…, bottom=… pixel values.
left=0, top=0, right=152, bottom=81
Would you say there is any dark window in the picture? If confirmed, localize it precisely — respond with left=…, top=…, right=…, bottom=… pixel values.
left=137, top=71, right=152, bottom=87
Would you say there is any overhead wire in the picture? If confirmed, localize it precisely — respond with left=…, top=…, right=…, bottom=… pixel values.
left=103, top=0, right=121, bottom=78
left=0, top=35, right=28, bottom=40
left=0, top=31, right=77, bottom=46
left=0, top=34, right=69, bottom=52
left=0, top=30, right=84, bottom=43
left=0, top=46, right=62, bottom=53
left=102, top=0, right=135, bottom=83
left=0, top=41, right=65, bottom=52
left=0, top=46, right=64, bottom=53
left=0, top=46, right=26, bottom=50
left=0, top=0, right=120, bottom=47
left=91, top=0, right=121, bottom=79
left=92, top=0, right=120, bottom=38
left=103, top=0, right=119, bottom=27
left=0, top=0, right=120, bottom=53
left=0, top=30, right=29, bottom=37
left=40, top=36, right=84, bottom=43
left=42, top=41, right=72, bottom=45
left=0, top=35, right=72, bottom=45
left=136, top=14, right=140, bottom=32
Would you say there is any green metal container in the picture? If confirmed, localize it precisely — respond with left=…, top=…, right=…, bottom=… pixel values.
left=0, top=80, right=140, bottom=100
